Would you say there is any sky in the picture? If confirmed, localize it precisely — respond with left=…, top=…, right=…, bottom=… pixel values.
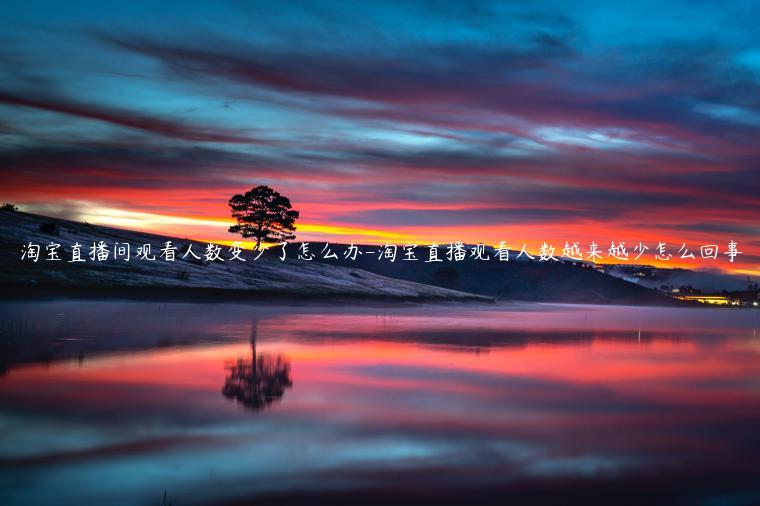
left=0, top=0, right=758, bottom=274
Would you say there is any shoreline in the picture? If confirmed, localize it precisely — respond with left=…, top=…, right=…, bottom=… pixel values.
left=0, top=283, right=698, bottom=308
left=0, top=282, right=494, bottom=305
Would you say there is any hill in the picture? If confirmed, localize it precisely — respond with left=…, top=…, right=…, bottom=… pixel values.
left=0, top=210, right=678, bottom=305
left=302, top=242, right=677, bottom=305
left=0, top=211, right=488, bottom=302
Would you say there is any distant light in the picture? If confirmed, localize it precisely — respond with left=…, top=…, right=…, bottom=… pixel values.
left=754, top=301, right=759, bottom=307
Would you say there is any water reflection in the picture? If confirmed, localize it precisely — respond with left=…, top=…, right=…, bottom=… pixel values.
left=0, top=301, right=759, bottom=505
left=222, top=321, right=292, bottom=410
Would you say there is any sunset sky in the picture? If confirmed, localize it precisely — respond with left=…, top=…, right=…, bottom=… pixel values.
left=1, top=1, right=758, bottom=274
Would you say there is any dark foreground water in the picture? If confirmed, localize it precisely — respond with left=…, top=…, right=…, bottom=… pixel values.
left=0, top=300, right=759, bottom=505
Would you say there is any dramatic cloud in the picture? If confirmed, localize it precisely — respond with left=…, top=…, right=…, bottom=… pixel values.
left=0, top=90, right=270, bottom=144
left=0, top=0, right=758, bottom=273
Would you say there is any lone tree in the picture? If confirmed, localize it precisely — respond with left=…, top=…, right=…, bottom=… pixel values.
left=228, top=185, right=299, bottom=249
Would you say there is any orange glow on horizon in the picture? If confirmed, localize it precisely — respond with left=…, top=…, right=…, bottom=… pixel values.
left=6, top=201, right=756, bottom=276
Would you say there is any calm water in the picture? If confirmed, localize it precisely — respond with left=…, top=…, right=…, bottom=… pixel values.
left=1, top=301, right=759, bottom=505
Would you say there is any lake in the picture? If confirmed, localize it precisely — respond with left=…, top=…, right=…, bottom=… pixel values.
left=1, top=300, right=759, bottom=505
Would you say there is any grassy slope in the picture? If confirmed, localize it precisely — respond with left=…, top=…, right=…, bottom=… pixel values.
left=1, top=210, right=677, bottom=305
left=302, top=242, right=677, bottom=305
left=0, top=211, right=488, bottom=301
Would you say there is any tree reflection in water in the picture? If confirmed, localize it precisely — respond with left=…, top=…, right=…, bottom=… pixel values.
left=222, top=320, right=292, bottom=410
